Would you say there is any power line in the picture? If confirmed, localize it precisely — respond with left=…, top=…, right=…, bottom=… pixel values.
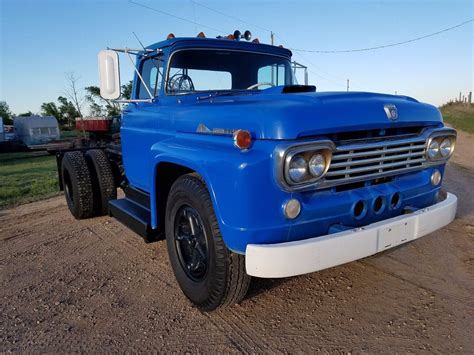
left=129, top=0, right=226, bottom=34
left=189, top=0, right=349, bottom=86
left=129, top=0, right=351, bottom=88
left=290, top=18, right=474, bottom=53
left=273, top=33, right=348, bottom=85
left=190, top=0, right=272, bottom=33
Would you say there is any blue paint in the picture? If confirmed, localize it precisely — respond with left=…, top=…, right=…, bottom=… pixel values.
left=121, top=37, right=449, bottom=253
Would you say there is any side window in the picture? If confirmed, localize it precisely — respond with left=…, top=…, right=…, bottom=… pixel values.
left=138, top=57, right=163, bottom=99
left=257, top=64, right=286, bottom=87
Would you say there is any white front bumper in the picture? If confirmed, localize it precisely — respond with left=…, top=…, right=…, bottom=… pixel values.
left=245, top=193, right=457, bottom=278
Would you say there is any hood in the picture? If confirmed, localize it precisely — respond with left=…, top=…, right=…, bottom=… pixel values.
left=171, top=91, right=443, bottom=140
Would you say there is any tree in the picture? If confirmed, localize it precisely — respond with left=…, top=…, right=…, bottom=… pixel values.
left=17, top=111, right=34, bottom=117
left=122, top=80, right=133, bottom=100
left=40, top=97, right=79, bottom=127
left=64, top=72, right=85, bottom=118
left=85, top=86, right=121, bottom=117
left=41, top=102, right=61, bottom=121
left=0, top=101, right=13, bottom=124
left=58, top=96, right=80, bottom=127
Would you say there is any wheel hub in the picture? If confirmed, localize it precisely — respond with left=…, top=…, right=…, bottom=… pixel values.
left=174, top=206, right=209, bottom=281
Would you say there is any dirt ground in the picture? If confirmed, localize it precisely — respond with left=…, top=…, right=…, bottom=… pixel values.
left=1, top=135, right=473, bottom=353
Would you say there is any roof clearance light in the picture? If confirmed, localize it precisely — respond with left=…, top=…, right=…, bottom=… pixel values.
left=197, top=32, right=206, bottom=38
left=167, top=33, right=175, bottom=40
left=233, top=130, right=252, bottom=150
left=226, top=34, right=235, bottom=40
left=252, top=38, right=260, bottom=44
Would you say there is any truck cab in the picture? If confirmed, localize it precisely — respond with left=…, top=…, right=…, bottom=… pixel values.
left=58, top=31, right=457, bottom=311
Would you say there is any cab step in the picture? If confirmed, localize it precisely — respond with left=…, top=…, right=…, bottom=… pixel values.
left=108, top=187, right=161, bottom=242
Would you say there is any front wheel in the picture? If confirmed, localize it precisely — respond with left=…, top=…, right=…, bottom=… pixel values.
left=165, top=174, right=250, bottom=311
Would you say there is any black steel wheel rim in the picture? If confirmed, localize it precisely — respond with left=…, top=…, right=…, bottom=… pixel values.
left=174, top=205, right=209, bottom=281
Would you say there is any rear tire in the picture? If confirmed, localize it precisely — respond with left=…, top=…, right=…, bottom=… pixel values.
left=165, top=173, right=250, bottom=311
left=61, top=151, right=94, bottom=219
left=85, top=149, right=117, bottom=215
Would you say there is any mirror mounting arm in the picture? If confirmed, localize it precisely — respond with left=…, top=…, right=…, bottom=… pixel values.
left=112, top=98, right=154, bottom=104
left=124, top=49, right=154, bottom=101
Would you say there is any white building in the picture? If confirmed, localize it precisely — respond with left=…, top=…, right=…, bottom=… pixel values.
left=13, top=116, right=60, bottom=146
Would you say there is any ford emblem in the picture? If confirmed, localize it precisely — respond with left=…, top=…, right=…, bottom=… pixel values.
left=384, top=104, right=398, bottom=121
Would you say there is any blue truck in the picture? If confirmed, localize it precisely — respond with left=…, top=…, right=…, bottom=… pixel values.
left=57, top=31, right=457, bottom=311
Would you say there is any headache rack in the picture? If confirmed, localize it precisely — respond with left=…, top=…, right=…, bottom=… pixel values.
left=321, top=136, right=426, bottom=188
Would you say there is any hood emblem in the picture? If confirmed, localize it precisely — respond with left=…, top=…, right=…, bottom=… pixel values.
left=384, top=104, right=398, bottom=121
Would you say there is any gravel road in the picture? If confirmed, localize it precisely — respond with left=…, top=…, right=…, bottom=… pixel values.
left=1, top=136, right=473, bottom=352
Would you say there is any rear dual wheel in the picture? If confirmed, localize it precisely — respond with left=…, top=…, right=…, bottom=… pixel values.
left=165, top=174, right=251, bottom=311
left=85, top=149, right=117, bottom=215
left=61, top=150, right=116, bottom=219
left=61, top=151, right=95, bottom=219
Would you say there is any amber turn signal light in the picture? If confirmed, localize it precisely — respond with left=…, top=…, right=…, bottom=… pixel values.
left=233, top=130, right=252, bottom=150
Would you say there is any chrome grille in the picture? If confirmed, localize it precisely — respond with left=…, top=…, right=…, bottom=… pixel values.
left=321, top=137, right=427, bottom=188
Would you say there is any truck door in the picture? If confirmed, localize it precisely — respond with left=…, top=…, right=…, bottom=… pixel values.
left=121, top=55, right=166, bottom=192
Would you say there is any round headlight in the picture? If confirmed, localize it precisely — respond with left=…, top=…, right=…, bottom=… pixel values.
left=288, top=155, right=308, bottom=183
left=439, top=138, right=452, bottom=157
left=427, top=140, right=440, bottom=160
left=308, top=153, right=326, bottom=178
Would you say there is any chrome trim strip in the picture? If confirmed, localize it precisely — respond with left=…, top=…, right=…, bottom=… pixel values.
left=331, top=143, right=426, bottom=160
left=318, top=163, right=434, bottom=189
left=325, top=157, right=426, bottom=177
left=329, top=151, right=425, bottom=169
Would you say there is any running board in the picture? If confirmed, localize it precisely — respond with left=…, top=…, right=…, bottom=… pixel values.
left=108, top=198, right=159, bottom=242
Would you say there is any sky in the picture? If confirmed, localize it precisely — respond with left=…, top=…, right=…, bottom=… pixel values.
left=0, top=0, right=473, bottom=115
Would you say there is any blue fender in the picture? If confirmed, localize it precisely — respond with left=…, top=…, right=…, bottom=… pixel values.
left=150, top=151, right=217, bottom=229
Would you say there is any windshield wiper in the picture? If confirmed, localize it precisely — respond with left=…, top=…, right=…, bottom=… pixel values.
left=197, top=90, right=254, bottom=101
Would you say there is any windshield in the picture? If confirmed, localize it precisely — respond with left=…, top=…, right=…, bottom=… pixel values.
left=166, top=49, right=295, bottom=94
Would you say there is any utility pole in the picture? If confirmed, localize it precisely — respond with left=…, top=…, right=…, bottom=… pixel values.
left=270, top=31, right=275, bottom=84
left=346, top=79, right=350, bottom=92
left=468, top=92, right=472, bottom=106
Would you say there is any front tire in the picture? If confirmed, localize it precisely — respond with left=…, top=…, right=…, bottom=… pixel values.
left=165, top=174, right=250, bottom=311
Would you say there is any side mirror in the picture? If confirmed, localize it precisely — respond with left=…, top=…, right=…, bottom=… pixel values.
left=98, top=50, right=121, bottom=100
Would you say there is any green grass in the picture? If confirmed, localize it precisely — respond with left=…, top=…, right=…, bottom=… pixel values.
left=0, top=152, right=60, bottom=209
left=440, top=103, right=474, bottom=134
left=60, top=129, right=83, bottom=138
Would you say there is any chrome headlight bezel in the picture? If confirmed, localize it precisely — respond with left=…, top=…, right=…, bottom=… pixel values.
left=279, top=140, right=335, bottom=190
left=426, top=132, right=456, bottom=161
